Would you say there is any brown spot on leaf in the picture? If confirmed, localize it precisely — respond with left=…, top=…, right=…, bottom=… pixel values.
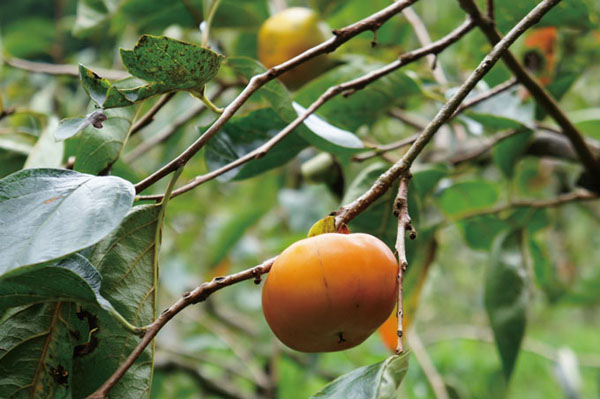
left=44, top=195, right=63, bottom=204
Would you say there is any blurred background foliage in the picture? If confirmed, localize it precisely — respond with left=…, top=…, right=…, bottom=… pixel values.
left=1, top=0, right=600, bottom=397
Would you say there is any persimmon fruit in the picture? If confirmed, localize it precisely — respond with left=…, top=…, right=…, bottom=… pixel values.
left=257, top=7, right=331, bottom=88
left=261, top=233, right=398, bottom=352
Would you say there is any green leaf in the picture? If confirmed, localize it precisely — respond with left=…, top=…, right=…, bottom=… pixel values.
left=492, top=130, right=533, bottom=178
left=527, top=233, right=566, bottom=302
left=0, top=168, right=135, bottom=270
left=120, top=34, right=223, bottom=90
left=411, top=164, right=449, bottom=199
left=311, top=354, right=409, bottom=398
left=535, top=72, right=579, bottom=120
left=485, top=232, right=528, bottom=380
left=292, top=102, right=364, bottom=151
left=295, top=59, right=422, bottom=131
left=71, top=204, right=161, bottom=398
left=53, top=114, right=99, bottom=142
left=0, top=302, right=82, bottom=398
left=79, top=36, right=223, bottom=108
left=436, top=180, right=499, bottom=220
left=0, top=253, right=115, bottom=314
left=74, top=106, right=137, bottom=174
left=495, top=0, right=590, bottom=33
left=569, top=108, right=600, bottom=141
left=24, top=117, right=64, bottom=169
left=227, top=57, right=365, bottom=155
left=457, top=215, right=510, bottom=251
left=204, top=108, right=308, bottom=181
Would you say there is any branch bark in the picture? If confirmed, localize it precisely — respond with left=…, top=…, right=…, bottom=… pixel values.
left=393, top=175, right=416, bottom=354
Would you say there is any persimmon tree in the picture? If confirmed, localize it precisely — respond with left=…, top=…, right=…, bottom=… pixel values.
left=1, top=0, right=599, bottom=398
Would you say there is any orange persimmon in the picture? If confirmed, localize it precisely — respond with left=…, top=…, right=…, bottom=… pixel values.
left=262, top=233, right=398, bottom=352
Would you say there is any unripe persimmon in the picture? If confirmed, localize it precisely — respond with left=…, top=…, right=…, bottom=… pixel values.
left=257, top=7, right=331, bottom=88
left=262, top=233, right=398, bottom=352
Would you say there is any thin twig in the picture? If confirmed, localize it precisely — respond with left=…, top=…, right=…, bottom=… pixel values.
left=129, top=93, right=177, bottom=136
left=393, top=175, right=416, bottom=354
left=133, top=0, right=420, bottom=194
left=335, top=0, right=562, bottom=227
left=402, top=7, right=448, bottom=84
left=459, top=189, right=597, bottom=220
left=4, top=57, right=128, bottom=80
left=407, top=329, right=450, bottom=399
left=486, top=0, right=495, bottom=21
left=354, top=78, right=518, bottom=163
left=458, top=0, right=600, bottom=187
left=137, top=18, right=475, bottom=201
left=448, top=128, right=526, bottom=165
left=86, top=257, right=275, bottom=399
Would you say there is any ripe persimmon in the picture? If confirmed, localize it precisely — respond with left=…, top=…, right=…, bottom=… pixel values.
left=262, top=233, right=398, bottom=352
left=257, top=7, right=331, bottom=88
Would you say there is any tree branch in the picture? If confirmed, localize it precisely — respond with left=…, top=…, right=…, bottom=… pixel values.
left=136, top=18, right=475, bottom=201
left=129, top=93, right=176, bottom=136
left=133, top=0, right=420, bottom=194
left=3, top=57, right=128, bottom=80
left=457, top=0, right=600, bottom=188
left=460, top=189, right=597, bottom=220
left=393, top=175, right=416, bottom=354
left=407, top=329, right=449, bottom=399
left=86, top=257, right=275, bottom=399
left=353, top=78, right=517, bottom=163
left=402, top=7, right=448, bottom=84
left=335, top=0, right=562, bottom=227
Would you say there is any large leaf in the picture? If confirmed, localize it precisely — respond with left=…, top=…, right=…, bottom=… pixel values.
left=24, top=117, right=64, bottom=169
left=204, top=108, right=308, bottom=181
left=457, top=214, right=510, bottom=251
left=80, top=35, right=223, bottom=108
left=435, top=180, right=499, bottom=220
left=0, top=302, right=84, bottom=398
left=495, top=0, right=590, bottom=33
left=569, top=108, right=600, bottom=141
left=0, top=168, right=135, bottom=270
left=527, top=232, right=566, bottom=302
left=485, top=232, right=529, bottom=380
left=227, top=57, right=365, bottom=155
left=0, top=254, right=117, bottom=317
left=311, top=354, right=409, bottom=398
left=70, top=204, right=161, bottom=398
left=295, top=58, right=422, bottom=131
left=74, top=106, right=137, bottom=174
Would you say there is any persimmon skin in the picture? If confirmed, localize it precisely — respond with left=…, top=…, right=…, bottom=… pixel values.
left=262, top=233, right=398, bottom=352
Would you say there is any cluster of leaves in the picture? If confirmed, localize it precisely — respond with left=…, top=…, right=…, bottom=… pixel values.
left=1, top=0, right=600, bottom=398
